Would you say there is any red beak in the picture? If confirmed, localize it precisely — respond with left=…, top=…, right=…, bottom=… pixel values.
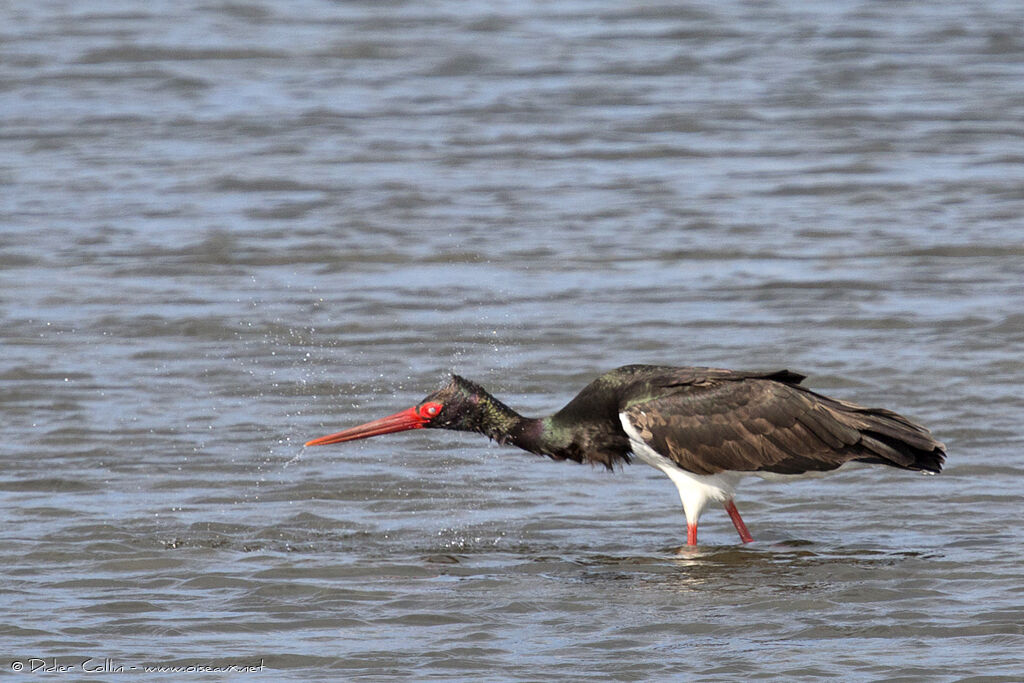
left=304, top=406, right=427, bottom=447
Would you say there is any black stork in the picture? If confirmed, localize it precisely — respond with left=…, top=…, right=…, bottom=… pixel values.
left=305, top=365, right=945, bottom=545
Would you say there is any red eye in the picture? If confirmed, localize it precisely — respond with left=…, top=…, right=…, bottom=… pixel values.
left=419, top=402, right=442, bottom=419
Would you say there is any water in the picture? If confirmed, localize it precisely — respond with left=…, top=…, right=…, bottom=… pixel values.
left=3, top=0, right=1024, bottom=679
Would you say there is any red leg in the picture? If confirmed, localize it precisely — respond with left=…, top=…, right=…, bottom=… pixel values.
left=687, top=523, right=698, bottom=546
left=724, top=499, right=754, bottom=543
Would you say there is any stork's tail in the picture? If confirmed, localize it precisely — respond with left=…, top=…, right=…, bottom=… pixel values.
left=832, top=400, right=946, bottom=473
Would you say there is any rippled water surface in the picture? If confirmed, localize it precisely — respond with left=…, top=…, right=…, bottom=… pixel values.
left=3, top=1, right=1024, bottom=679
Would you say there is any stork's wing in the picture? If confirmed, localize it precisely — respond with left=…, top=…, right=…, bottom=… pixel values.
left=620, top=377, right=942, bottom=476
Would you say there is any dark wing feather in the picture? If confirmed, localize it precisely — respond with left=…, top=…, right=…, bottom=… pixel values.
left=621, top=376, right=944, bottom=476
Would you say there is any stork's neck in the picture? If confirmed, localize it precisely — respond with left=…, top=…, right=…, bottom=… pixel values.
left=442, top=385, right=532, bottom=444
left=442, top=387, right=558, bottom=454
left=457, top=391, right=533, bottom=446
left=447, top=386, right=629, bottom=470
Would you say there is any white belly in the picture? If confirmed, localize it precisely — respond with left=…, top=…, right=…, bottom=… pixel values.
left=619, top=413, right=743, bottom=526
